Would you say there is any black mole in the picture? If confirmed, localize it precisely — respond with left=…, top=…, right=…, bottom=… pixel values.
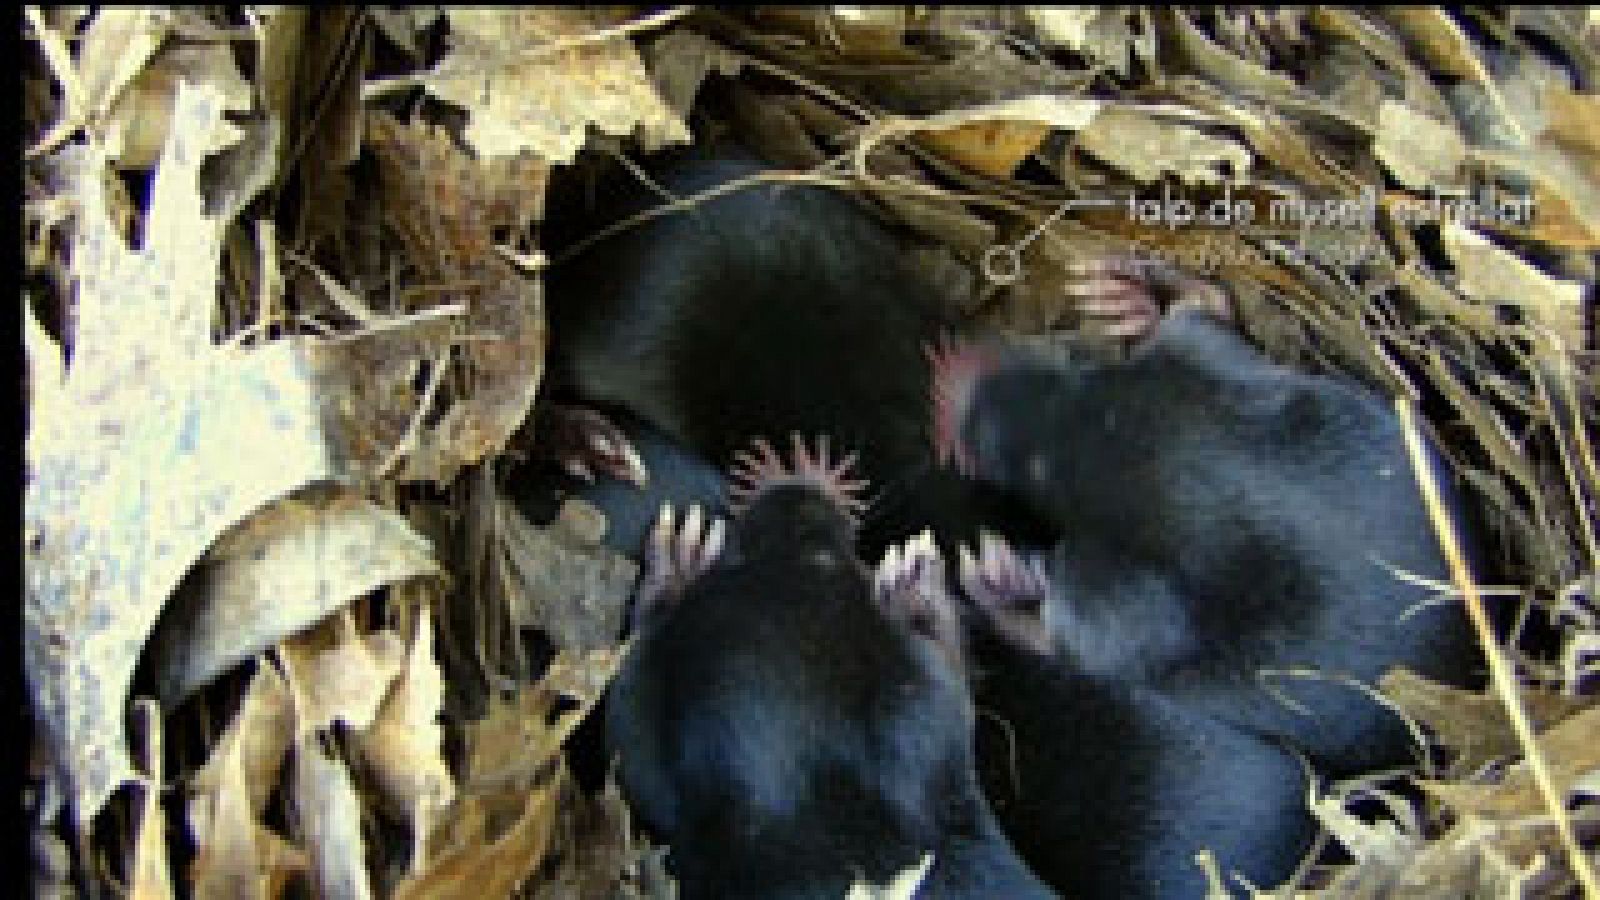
left=931, top=258, right=1482, bottom=777
left=957, top=533, right=1318, bottom=897
left=540, top=150, right=1045, bottom=560
left=603, top=434, right=1055, bottom=899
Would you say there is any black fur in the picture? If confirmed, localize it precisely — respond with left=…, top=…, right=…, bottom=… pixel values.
left=604, top=484, right=1054, bottom=899
left=953, top=306, right=1483, bottom=776
left=542, top=152, right=1043, bottom=559
left=968, top=616, right=1317, bottom=898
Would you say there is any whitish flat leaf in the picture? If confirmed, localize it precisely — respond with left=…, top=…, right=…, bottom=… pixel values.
left=291, top=734, right=373, bottom=900
left=149, top=487, right=439, bottom=703
left=25, top=82, right=337, bottom=829
left=280, top=612, right=406, bottom=735
left=424, top=8, right=689, bottom=163
left=1025, top=7, right=1150, bottom=79
left=358, top=607, right=455, bottom=871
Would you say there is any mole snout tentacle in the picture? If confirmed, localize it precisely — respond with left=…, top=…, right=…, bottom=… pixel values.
left=926, top=335, right=997, bottom=476
left=727, top=432, right=870, bottom=518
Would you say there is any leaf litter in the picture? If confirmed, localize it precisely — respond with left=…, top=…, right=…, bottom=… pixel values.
left=20, top=6, right=1599, bottom=898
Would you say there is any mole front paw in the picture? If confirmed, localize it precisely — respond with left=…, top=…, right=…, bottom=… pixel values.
left=536, top=404, right=650, bottom=487
left=634, top=503, right=727, bottom=628
left=874, top=530, right=965, bottom=668
left=1068, top=255, right=1234, bottom=343
left=958, top=532, right=1054, bottom=657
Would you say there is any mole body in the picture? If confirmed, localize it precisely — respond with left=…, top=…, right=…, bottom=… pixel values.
left=958, top=536, right=1317, bottom=898
left=542, top=151, right=1040, bottom=558
left=603, top=436, right=1054, bottom=899
left=933, top=262, right=1482, bottom=775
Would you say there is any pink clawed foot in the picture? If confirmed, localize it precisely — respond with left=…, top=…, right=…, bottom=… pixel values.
left=1066, top=256, right=1164, bottom=341
left=539, top=404, right=650, bottom=487
left=957, top=532, right=1054, bottom=657
left=1068, top=256, right=1235, bottom=342
left=874, top=530, right=964, bottom=667
left=634, top=503, right=727, bottom=627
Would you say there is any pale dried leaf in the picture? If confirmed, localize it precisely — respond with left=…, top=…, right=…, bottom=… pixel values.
left=150, top=487, right=439, bottom=703
left=1375, top=100, right=1466, bottom=189
left=76, top=8, right=169, bottom=121
left=190, top=668, right=307, bottom=900
left=1076, top=105, right=1252, bottom=185
left=106, top=40, right=251, bottom=168
left=359, top=606, right=456, bottom=871
left=25, top=82, right=337, bottom=827
left=292, top=735, right=374, bottom=900
left=281, top=612, right=406, bottom=735
left=425, top=8, right=689, bottom=163
left=1441, top=221, right=1587, bottom=347
left=131, top=708, right=174, bottom=900
left=644, top=29, right=745, bottom=122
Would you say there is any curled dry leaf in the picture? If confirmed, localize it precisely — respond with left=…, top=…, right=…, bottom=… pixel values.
left=423, top=7, right=690, bottom=164
left=148, top=486, right=440, bottom=704
left=1440, top=222, right=1588, bottom=348
left=25, top=82, right=336, bottom=830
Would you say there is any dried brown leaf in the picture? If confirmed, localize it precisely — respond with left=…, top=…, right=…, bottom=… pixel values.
left=1382, top=668, right=1591, bottom=777
left=496, top=494, right=638, bottom=653
left=25, top=83, right=337, bottom=828
left=425, top=8, right=690, bottom=164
